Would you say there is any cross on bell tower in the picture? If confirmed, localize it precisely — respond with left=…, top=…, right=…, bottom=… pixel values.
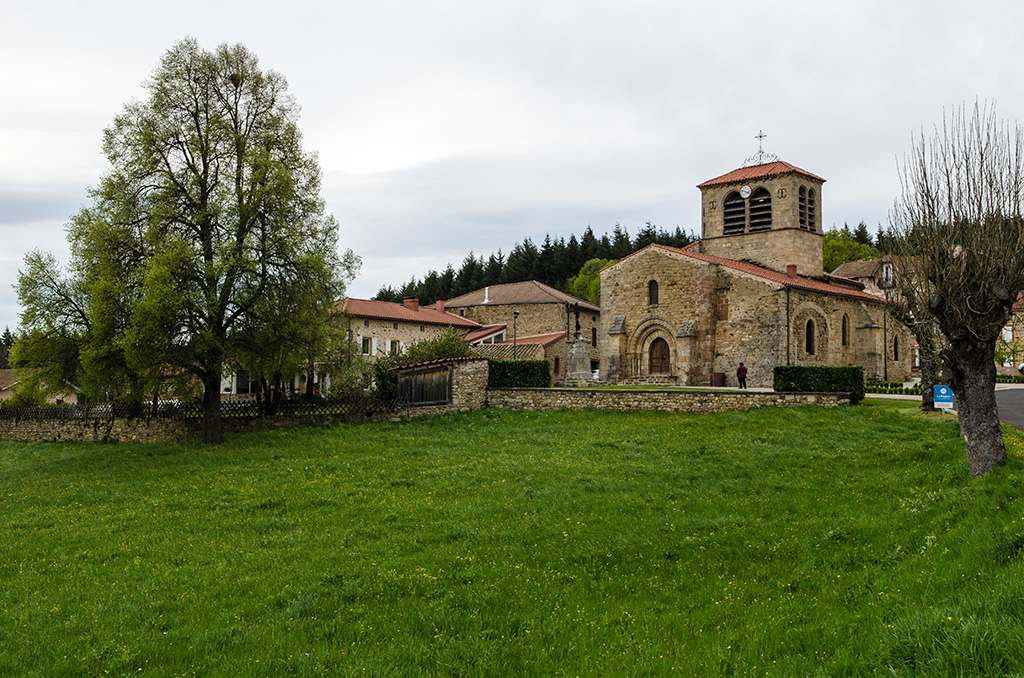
left=743, top=130, right=778, bottom=167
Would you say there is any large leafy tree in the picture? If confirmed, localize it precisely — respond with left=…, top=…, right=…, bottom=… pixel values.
left=18, top=38, right=354, bottom=443
left=890, top=102, right=1024, bottom=478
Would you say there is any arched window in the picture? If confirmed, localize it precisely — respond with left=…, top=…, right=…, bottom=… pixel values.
left=648, top=280, right=659, bottom=305
left=799, top=186, right=808, bottom=229
left=723, top=192, right=745, bottom=234
left=592, top=327, right=597, bottom=347
left=748, top=188, right=772, bottom=231
left=554, top=357, right=560, bottom=375
left=807, top=189, right=817, bottom=231
left=841, top=314, right=850, bottom=346
left=805, top=319, right=816, bottom=355
left=893, top=335, right=900, bottom=362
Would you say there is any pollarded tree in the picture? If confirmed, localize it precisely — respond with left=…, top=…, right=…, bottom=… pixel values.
left=890, top=102, right=1024, bottom=478
left=88, top=38, right=353, bottom=443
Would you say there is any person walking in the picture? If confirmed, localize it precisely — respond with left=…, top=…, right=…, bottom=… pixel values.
left=736, top=362, right=748, bottom=389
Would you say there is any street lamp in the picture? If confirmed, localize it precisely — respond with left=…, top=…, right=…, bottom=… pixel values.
left=513, top=310, right=519, bottom=360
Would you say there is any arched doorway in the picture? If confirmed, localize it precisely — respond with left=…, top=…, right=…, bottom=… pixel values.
left=650, top=338, right=670, bottom=374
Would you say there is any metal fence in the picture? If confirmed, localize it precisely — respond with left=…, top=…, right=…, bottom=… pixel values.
left=0, top=397, right=401, bottom=422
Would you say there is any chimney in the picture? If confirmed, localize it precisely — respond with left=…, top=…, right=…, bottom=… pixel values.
left=436, top=299, right=446, bottom=313
left=786, top=264, right=797, bottom=279
left=402, top=296, right=419, bottom=311
left=483, top=286, right=490, bottom=304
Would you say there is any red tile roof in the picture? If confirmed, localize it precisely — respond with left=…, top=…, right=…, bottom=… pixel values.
left=337, top=298, right=482, bottom=328
left=615, top=244, right=886, bottom=303
left=444, top=280, right=600, bottom=312
left=471, top=344, right=545, bottom=361
left=697, top=161, right=826, bottom=188
left=493, top=332, right=566, bottom=347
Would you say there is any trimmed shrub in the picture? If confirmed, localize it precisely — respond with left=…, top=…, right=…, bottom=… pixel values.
left=489, top=360, right=551, bottom=388
left=773, top=365, right=865, bottom=404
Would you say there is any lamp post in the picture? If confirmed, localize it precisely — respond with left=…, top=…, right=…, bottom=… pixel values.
left=513, top=310, right=519, bottom=360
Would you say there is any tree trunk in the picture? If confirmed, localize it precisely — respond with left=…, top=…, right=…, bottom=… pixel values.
left=916, top=324, right=938, bottom=412
left=203, top=372, right=224, bottom=444
left=946, top=339, right=1006, bottom=478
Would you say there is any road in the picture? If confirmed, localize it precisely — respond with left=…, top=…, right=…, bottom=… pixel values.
left=996, top=384, right=1024, bottom=431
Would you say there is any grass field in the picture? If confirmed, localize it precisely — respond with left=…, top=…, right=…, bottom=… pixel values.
left=2, top=402, right=1023, bottom=677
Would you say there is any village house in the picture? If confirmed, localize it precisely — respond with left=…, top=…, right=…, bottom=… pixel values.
left=443, top=280, right=601, bottom=374
left=600, top=159, right=913, bottom=388
left=338, top=296, right=482, bottom=361
left=470, top=331, right=569, bottom=382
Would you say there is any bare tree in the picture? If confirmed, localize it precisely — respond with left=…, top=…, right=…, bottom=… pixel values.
left=890, top=102, right=1024, bottom=478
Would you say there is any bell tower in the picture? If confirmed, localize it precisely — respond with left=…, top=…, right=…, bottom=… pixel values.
left=696, top=138, right=825, bottom=277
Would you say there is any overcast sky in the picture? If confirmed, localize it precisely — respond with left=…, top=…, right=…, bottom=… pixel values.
left=3, top=0, right=1023, bottom=331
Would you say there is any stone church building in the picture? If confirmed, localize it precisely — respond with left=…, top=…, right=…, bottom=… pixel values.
left=600, top=160, right=913, bottom=388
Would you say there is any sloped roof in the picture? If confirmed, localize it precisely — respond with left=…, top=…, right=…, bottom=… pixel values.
left=831, top=259, right=882, bottom=279
left=444, top=280, right=600, bottom=312
left=471, top=343, right=545, bottom=361
left=697, top=161, right=826, bottom=188
left=338, top=298, right=481, bottom=328
left=609, top=244, right=886, bottom=303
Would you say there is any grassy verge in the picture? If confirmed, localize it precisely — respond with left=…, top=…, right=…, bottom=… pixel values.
left=1, top=403, right=1023, bottom=676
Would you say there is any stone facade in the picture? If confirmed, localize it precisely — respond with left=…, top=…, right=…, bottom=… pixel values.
left=600, top=246, right=913, bottom=387
left=698, top=161, right=826, bottom=276
left=600, top=159, right=914, bottom=388
left=342, top=297, right=481, bottom=363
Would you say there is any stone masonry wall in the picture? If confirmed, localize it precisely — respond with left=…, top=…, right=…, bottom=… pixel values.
left=487, top=387, right=851, bottom=413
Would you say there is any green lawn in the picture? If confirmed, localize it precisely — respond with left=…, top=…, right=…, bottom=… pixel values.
left=2, top=403, right=1023, bottom=677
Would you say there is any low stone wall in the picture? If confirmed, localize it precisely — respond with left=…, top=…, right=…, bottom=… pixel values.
left=486, top=387, right=851, bottom=413
left=0, top=411, right=396, bottom=444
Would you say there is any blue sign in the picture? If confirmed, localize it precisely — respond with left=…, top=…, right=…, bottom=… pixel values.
left=934, top=385, right=954, bottom=409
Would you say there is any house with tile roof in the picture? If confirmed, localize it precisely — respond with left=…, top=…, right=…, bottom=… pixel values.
left=338, top=296, right=482, bottom=362
left=600, top=159, right=913, bottom=387
left=443, top=280, right=601, bottom=373
left=471, top=331, right=569, bottom=382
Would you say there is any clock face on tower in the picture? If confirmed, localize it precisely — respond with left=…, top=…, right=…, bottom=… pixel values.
left=739, top=185, right=752, bottom=199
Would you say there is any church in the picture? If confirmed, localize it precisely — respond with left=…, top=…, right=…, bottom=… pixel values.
left=599, top=157, right=913, bottom=388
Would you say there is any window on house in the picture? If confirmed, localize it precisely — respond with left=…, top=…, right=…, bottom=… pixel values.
left=420, top=325, right=425, bottom=332
left=554, top=357, right=560, bottom=375
left=805, top=319, right=816, bottom=355
left=841, top=314, right=850, bottom=346
left=592, top=327, right=597, bottom=347
left=364, top=319, right=369, bottom=327
left=881, top=262, right=895, bottom=288
left=723, top=191, right=745, bottom=234
left=748, top=188, right=772, bottom=231
left=361, top=337, right=372, bottom=355
left=393, top=322, right=398, bottom=329
left=1003, top=325, right=1014, bottom=342
left=390, top=340, right=400, bottom=354
left=893, top=335, right=900, bottom=362
left=648, top=280, right=659, bottom=305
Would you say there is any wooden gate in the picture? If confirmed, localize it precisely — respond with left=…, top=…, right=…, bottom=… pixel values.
left=397, top=364, right=452, bottom=406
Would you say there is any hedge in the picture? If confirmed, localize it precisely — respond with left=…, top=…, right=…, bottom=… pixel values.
left=488, top=360, right=551, bottom=388
left=773, top=365, right=865, bottom=404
